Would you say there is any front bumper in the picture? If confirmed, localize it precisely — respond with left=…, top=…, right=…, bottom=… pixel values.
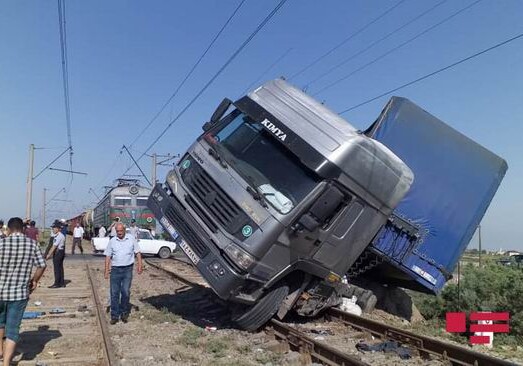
left=148, top=184, right=247, bottom=301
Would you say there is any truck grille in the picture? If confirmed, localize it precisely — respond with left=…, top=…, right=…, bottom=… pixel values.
left=165, top=201, right=209, bottom=258
left=181, top=157, right=247, bottom=234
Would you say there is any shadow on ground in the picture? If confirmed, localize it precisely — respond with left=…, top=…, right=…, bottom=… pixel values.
left=141, top=287, right=233, bottom=328
left=16, top=325, right=62, bottom=361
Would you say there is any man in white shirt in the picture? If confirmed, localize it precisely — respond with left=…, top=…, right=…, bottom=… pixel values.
left=104, top=223, right=142, bottom=324
left=128, top=219, right=139, bottom=240
left=72, top=222, right=84, bottom=255
left=46, top=223, right=66, bottom=288
left=98, top=225, right=106, bottom=238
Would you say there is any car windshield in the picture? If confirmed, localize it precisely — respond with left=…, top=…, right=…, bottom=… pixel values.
left=206, top=111, right=319, bottom=214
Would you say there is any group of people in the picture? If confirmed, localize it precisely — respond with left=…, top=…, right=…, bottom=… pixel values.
left=0, top=216, right=143, bottom=365
left=0, top=219, right=39, bottom=242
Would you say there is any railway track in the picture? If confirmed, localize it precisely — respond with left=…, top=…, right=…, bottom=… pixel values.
left=15, top=253, right=116, bottom=365
left=86, top=261, right=117, bottom=366
left=326, top=308, right=517, bottom=366
left=147, top=256, right=519, bottom=366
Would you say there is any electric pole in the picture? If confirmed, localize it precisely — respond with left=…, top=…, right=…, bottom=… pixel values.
left=25, top=144, right=35, bottom=220
left=152, top=153, right=157, bottom=187
left=42, top=188, right=47, bottom=230
left=478, top=224, right=482, bottom=267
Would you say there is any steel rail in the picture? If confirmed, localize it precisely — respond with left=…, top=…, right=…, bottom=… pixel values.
left=86, top=262, right=117, bottom=365
left=146, top=258, right=371, bottom=366
left=144, top=257, right=203, bottom=288
left=327, top=307, right=517, bottom=366
left=268, top=318, right=370, bottom=366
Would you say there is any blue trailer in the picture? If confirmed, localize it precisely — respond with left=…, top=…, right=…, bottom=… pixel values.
left=364, top=97, right=507, bottom=293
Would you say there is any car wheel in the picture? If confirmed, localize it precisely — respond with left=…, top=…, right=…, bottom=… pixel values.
left=158, top=246, right=171, bottom=259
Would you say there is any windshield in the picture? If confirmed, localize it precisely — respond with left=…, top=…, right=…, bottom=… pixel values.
left=206, top=111, right=319, bottom=214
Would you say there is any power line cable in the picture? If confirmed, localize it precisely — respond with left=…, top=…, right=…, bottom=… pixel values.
left=128, top=0, right=247, bottom=148
left=57, top=0, right=73, bottom=177
left=33, top=147, right=72, bottom=180
left=304, top=0, right=448, bottom=89
left=313, top=0, right=482, bottom=96
left=338, top=31, right=523, bottom=114
left=129, top=0, right=289, bottom=171
left=288, top=0, right=407, bottom=82
left=240, top=47, right=293, bottom=95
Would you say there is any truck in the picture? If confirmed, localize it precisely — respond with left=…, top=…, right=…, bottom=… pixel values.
left=147, top=79, right=506, bottom=331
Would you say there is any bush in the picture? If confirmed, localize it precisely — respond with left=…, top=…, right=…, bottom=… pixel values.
left=414, top=264, right=523, bottom=345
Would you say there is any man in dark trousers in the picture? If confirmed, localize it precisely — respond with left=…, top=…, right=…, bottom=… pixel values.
left=104, top=223, right=142, bottom=324
left=46, top=222, right=66, bottom=288
left=0, top=217, right=46, bottom=365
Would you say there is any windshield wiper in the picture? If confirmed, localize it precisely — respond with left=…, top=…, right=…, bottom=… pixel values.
left=208, top=147, right=228, bottom=168
left=246, top=186, right=268, bottom=208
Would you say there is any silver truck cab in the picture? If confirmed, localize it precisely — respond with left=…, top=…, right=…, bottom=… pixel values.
left=148, top=79, right=413, bottom=330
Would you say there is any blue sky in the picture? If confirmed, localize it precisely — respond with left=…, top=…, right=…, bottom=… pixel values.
left=1, top=0, right=522, bottom=250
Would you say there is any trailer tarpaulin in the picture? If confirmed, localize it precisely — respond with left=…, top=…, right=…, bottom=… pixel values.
left=367, top=97, right=507, bottom=293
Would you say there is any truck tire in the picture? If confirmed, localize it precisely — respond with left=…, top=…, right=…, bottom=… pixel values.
left=158, top=246, right=171, bottom=259
left=357, top=291, right=377, bottom=313
left=232, top=284, right=289, bottom=332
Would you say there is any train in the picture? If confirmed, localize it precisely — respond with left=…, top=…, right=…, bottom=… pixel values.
left=93, top=179, right=155, bottom=231
left=66, top=179, right=156, bottom=239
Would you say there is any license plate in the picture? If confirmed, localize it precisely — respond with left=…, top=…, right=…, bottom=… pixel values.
left=179, top=240, right=200, bottom=265
left=160, top=216, right=178, bottom=239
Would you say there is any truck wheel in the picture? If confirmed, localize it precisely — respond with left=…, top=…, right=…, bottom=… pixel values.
left=158, top=247, right=171, bottom=259
left=232, top=284, right=289, bottom=332
left=357, top=291, right=377, bottom=313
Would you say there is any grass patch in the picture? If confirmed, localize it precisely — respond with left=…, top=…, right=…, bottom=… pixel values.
left=236, top=344, right=251, bottom=355
left=255, top=350, right=282, bottom=364
left=140, top=304, right=181, bottom=323
left=179, top=326, right=204, bottom=346
left=169, top=346, right=200, bottom=363
left=206, top=337, right=229, bottom=358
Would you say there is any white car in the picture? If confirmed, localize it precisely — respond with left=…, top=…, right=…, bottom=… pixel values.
left=92, top=228, right=176, bottom=259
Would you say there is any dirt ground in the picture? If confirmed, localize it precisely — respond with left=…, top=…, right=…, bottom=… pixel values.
left=88, top=258, right=477, bottom=366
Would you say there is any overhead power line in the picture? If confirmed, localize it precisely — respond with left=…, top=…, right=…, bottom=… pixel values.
left=57, top=0, right=74, bottom=177
left=128, top=0, right=289, bottom=172
left=289, top=0, right=406, bottom=81
left=339, top=31, right=523, bottom=114
left=313, top=0, right=483, bottom=96
left=120, top=145, right=152, bottom=186
left=304, top=0, right=448, bottom=89
left=240, top=47, right=293, bottom=96
left=33, top=146, right=72, bottom=180
left=128, top=0, right=247, bottom=149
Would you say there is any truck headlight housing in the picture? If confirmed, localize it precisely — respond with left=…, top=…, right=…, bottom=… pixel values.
left=166, top=169, right=178, bottom=193
left=224, top=244, right=255, bottom=270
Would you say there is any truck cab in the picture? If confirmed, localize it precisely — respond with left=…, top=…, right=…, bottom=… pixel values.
left=148, top=79, right=413, bottom=330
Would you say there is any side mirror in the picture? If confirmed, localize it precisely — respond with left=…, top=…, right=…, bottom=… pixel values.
left=211, top=98, right=232, bottom=123
left=297, top=184, right=344, bottom=232
left=202, top=121, right=213, bottom=132
left=202, top=98, right=232, bottom=131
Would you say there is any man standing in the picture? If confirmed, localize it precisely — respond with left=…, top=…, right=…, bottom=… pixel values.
left=98, top=225, right=106, bottom=238
left=0, top=217, right=46, bottom=365
left=25, top=221, right=39, bottom=242
left=46, top=223, right=66, bottom=288
left=128, top=219, right=139, bottom=240
left=108, top=217, right=119, bottom=238
left=72, top=222, right=84, bottom=255
left=104, top=223, right=142, bottom=324
left=0, top=220, right=6, bottom=239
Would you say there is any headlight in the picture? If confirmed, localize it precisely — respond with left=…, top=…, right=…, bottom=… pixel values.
left=166, top=169, right=178, bottom=193
left=224, top=244, right=255, bottom=270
